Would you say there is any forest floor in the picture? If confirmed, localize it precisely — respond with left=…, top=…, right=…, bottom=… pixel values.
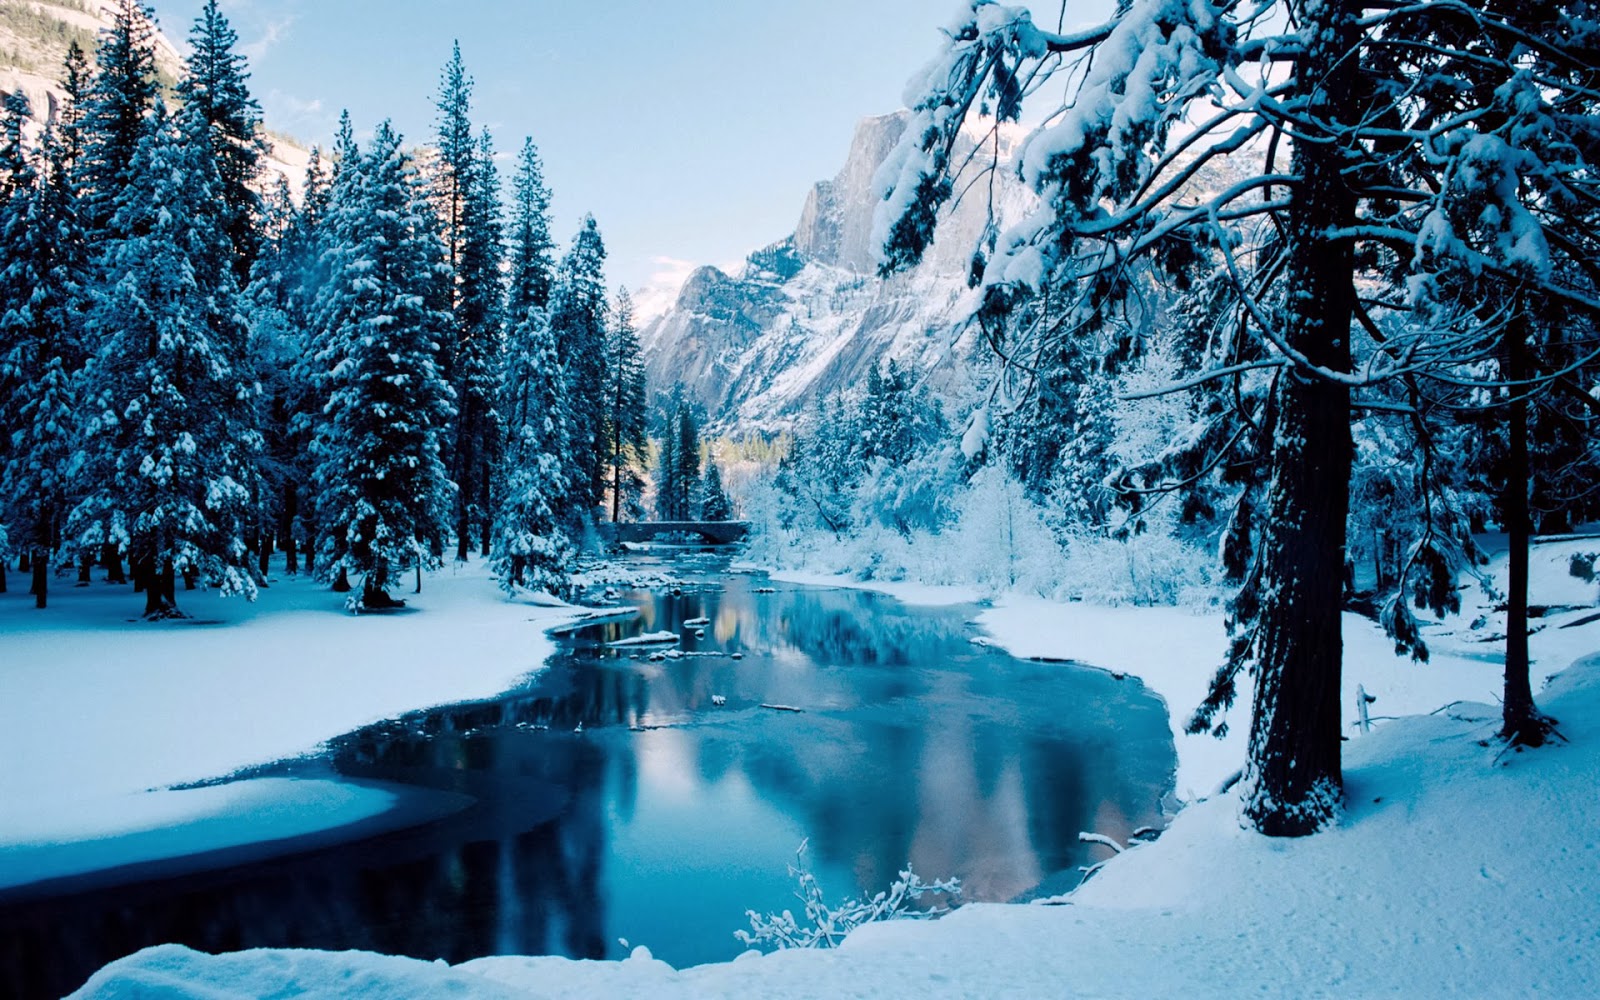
left=32, top=539, right=1600, bottom=997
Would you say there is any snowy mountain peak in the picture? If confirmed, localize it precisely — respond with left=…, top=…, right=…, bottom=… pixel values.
left=642, top=111, right=1032, bottom=429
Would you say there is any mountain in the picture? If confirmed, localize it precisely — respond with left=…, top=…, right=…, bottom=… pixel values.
left=0, top=1, right=308, bottom=188
left=640, top=111, right=1032, bottom=431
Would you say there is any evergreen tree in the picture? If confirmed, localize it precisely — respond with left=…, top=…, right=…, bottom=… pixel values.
left=75, top=0, right=159, bottom=235
left=675, top=403, right=703, bottom=519
left=0, top=98, right=87, bottom=608
left=549, top=215, right=611, bottom=516
left=433, top=47, right=506, bottom=560
left=177, top=0, right=266, bottom=282
left=605, top=289, right=648, bottom=523
left=492, top=304, right=572, bottom=596
left=57, top=40, right=91, bottom=174
left=508, top=137, right=555, bottom=316
left=308, top=120, right=455, bottom=610
left=69, top=102, right=260, bottom=618
left=702, top=457, right=733, bottom=522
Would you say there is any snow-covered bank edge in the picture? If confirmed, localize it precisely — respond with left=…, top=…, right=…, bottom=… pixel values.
left=72, top=621, right=1600, bottom=997
left=0, top=561, right=595, bottom=889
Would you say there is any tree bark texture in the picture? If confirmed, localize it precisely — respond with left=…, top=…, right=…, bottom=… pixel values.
left=1241, top=0, right=1358, bottom=836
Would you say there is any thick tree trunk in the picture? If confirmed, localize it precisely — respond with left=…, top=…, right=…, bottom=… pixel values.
left=78, top=553, right=91, bottom=586
left=332, top=565, right=351, bottom=592
left=1241, top=0, right=1358, bottom=837
left=19, top=551, right=31, bottom=575
left=1501, top=314, right=1547, bottom=746
left=0, top=556, right=7, bottom=593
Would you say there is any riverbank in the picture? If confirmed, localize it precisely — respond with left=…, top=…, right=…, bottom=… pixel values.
left=68, top=541, right=1600, bottom=997
left=0, top=561, right=581, bottom=891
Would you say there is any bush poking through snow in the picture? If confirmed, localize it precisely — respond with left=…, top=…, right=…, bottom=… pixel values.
left=736, top=840, right=961, bottom=951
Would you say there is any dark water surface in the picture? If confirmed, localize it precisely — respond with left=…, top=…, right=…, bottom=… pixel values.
left=0, top=563, right=1175, bottom=997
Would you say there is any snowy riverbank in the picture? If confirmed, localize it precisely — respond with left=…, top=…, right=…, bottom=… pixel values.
left=0, top=562, right=580, bottom=891
left=65, top=542, right=1600, bottom=997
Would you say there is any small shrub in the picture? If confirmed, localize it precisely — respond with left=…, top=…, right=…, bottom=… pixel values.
left=735, top=840, right=961, bottom=951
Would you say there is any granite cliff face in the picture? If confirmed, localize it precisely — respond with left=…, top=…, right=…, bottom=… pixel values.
left=642, top=112, right=1030, bottom=430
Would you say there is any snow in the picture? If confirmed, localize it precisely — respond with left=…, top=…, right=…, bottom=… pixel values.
left=49, top=539, right=1600, bottom=997
left=0, top=561, right=578, bottom=888
left=72, top=654, right=1600, bottom=996
left=0, top=778, right=413, bottom=891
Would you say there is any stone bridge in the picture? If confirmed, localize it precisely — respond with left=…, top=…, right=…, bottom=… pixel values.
left=595, top=521, right=750, bottom=546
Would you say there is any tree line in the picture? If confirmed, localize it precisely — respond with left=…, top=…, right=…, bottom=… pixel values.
left=0, top=0, right=651, bottom=615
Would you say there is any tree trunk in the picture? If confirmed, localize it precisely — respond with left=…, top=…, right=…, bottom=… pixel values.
left=102, top=542, right=126, bottom=584
left=32, top=549, right=47, bottom=609
left=1501, top=312, right=1547, bottom=746
left=19, top=551, right=31, bottom=575
left=78, top=553, right=91, bottom=586
left=0, top=556, right=7, bottom=593
left=1241, top=0, right=1358, bottom=837
left=332, top=565, right=351, bottom=592
left=281, top=484, right=299, bottom=575
left=143, top=555, right=179, bottom=618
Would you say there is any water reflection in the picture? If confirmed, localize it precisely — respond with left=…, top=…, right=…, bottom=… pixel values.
left=0, top=571, right=1175, bottom=997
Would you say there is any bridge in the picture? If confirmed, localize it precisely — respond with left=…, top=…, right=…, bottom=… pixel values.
left=595, top=521, right=750, bottom=546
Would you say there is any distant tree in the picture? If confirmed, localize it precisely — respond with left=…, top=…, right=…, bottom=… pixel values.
left=308, top=121, right=456, bottom=610
left=69, top=103, right=260, bottom=618
left=675, top=402, right=703, bottom=519
left=702, top=458, right=733, bottom=522
left=178, top=0, right=266, bottom=281
left=605, top=289, right=649, bottom=522
left=550, top=215, right=611, bottom=516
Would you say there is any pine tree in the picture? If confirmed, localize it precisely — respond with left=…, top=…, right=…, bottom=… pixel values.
left=508, top=137, right=555, bottom=316
left=75, top=0, right=159, bottom=235
left=308, top=120, right=456, bottom=610
left=675, top=403, right=703, bottom=519
left=549, top=215, right=611, bottom=516
left=702, top=457, right=733, bottom=522
left=177, top=0, right=266, bottom=282
left=0, top=98, right=87, bottom=608
left=492, top=304, right=572, bottom=596
left=605, top=289, right=648, bottom=523
left=433, top=47, right=506, bottom=560
left=69, top=102, right=260, bottom=618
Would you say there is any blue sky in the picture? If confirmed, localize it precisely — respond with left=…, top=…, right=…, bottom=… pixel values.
left=151, top=1, right=1081, bottom=315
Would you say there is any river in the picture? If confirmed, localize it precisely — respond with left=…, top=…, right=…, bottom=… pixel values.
left=0, top=558, right=1176, bottom=997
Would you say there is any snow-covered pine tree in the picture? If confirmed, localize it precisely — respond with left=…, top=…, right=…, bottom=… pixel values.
left=879, top=0, right=1600, bottom=830
left=605, top=288, right=648, bottom=523
left=702, top=457, right=733, bottom=522
left=432, top=45, right=505, bottom=560
left=0, top=97, right=88, bottom=609
left=177, top=0, right=266, bottom=283
left=69, top=101, right=261, bottom=618
left=549, top=215, right=611, bottom=517
left=492, top=303, right=573, bottom=597
left=74, top=0, right=159, bottom=236
left=308, top=120, right=455, bottom=611
left=508, top=137, right=556, bottom=316
left=674, top=401, right=703, bottom=519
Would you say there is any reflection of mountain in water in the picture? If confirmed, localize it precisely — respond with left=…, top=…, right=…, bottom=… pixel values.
left=0, top=573, right=1175, bottom=993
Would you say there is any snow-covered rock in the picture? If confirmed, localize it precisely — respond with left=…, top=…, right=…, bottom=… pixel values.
left=641, top=112, right=1033, bottom=430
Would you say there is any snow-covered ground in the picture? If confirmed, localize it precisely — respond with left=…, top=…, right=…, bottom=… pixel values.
left=0, top=561, right=579, bottom=889
left=63, top=538, right=1600, bottom=997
